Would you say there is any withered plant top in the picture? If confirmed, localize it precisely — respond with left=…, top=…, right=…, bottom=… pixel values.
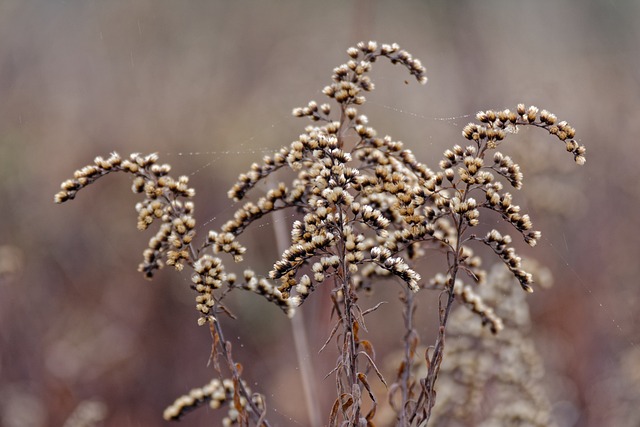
left=54, top=41, right=585, bottom=426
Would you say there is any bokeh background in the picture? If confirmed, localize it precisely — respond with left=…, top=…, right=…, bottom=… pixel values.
left=1, top=1, right=639, bottom=426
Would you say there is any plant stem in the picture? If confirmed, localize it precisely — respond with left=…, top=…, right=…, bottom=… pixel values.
left=424, top=273, right=457, bottom=420
left=399, top=289, right=416, bottom=426
left=212, top=319, right=272, bottom=427
left=411, top=188, right=468, bottom=425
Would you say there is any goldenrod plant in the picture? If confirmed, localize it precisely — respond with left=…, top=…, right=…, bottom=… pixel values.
left=54, top=41, right=585, bottom=426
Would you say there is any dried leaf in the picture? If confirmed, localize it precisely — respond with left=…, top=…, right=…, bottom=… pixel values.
left=329, top=398, right=340, bottom=427
left=360, top=339, right=376, bottom=361
left=320, top=320, right=342, bottom=353
left=358, top=350, right=387, bottom=388
left=358, top=373, right=377, bottom=420
left=361, top=301, right=387, bottom=316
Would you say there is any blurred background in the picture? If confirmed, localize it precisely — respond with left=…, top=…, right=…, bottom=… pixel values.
left=1, top=0, right=639, bottom=426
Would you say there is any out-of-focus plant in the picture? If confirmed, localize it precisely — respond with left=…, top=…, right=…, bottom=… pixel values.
left=54, top=41, right=585, bottom=426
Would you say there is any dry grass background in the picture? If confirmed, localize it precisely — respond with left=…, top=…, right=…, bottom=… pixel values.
left=1, top=1, right=639, bottom=426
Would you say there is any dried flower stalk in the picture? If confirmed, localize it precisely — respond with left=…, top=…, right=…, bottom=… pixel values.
left=54, top=41, right=585, bottom=426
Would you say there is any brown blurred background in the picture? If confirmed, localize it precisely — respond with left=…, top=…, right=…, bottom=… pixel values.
left=1, top=0, right=639, bottom=426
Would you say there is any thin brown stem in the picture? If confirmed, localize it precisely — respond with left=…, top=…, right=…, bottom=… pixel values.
left=211, top=319, right=272, bottom=427
left=398, top=288, right=417, bottom=426
left=336, top=203, right=362, bottom=423
left=411, top=181, right=470, bottom=425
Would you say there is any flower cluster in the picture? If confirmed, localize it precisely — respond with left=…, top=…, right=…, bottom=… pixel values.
left=315, top=41, right=427, bottom=109
left=371, top=246, right=420, bottom=292
left=191, top=257, right=297, bottom=325
left=191, top=255, right=225, bottom=325
left=430, top=273, right=502, bottom=333
left=422, top=103, right=584, bottom=299
left=236, top=269, right=297, bottom=317
left=54, top=152, right=196, bottom=277
left=163, top=377, right=263, bottom=425
left=464, top=104, right=586, bottom=165
left=482, top=229, right=533, bottom=292
left=224, top=42, right=430, bottom=305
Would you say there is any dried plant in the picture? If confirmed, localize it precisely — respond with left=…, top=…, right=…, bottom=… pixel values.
left=54, top=41, right=585, bottom=426
left=428, top=262, right=556, bottom=427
